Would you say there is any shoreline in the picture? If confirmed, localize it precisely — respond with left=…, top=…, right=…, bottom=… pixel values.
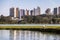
left=0, top=24, right=60, bottom=34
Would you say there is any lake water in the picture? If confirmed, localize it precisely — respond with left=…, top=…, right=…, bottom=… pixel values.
left=0, top=30, right=60, bottom=40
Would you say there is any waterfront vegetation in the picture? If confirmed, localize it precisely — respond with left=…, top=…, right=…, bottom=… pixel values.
left=0, top=15, right=60, bottom=24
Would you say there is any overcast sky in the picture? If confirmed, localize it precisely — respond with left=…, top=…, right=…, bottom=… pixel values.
left=0, top=0, right=60, bottom=16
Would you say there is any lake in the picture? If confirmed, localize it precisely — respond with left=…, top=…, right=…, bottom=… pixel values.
left=0, top=30, right=60, bottom=40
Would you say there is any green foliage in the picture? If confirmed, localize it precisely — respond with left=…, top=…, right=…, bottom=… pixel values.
left=0, top=15, right=60, bottom=24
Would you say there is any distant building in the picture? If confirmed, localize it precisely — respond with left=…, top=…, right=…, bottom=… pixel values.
left=10, top=7, right=19, bottom=18
left=15, top=8, right=19, bottom=18
left=33, top=7, right=40, bottom=16
left=35, top=8, right=37, bottom=16
left=45, top=8, right=51, bottom=15
left=10, top=7, right=14, bottom=17
left=26, top=9, right=29, bottom=16
left=16, top=8, right=20, bottom=18
left=53, top=7, right=57, bottom=15
left=36, top=7, right=40, bottom=15
left=30, top=10, right=34, bottom=16
left=58, top=7, right=60, bottom=15
left=33, top=8, right=35, bottom=16
left=20, top=9, right=25, bottom=19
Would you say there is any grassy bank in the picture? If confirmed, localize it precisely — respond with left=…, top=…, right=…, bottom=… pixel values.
left=0, top=26, right=60, bottom=30
left=0, top=25, right=60, bottom=33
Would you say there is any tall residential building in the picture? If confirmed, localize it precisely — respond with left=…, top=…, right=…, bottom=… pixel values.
left=20, top=9, right=25, bottom=18
left=36, top=7, right=40, bottom=15
left=26, top=9, right=29, bottom=16
left=45, top=8, right=51, bottom=15
left=15, top=8, right=19, bottom=18
left=58, top=7, right=60, bottom=15
left=53, top=8, right=57, bottom=15
left=33, top=8, right=35, bottom=16
left=30, top=10, right=34, bottom=16
left=35, top=9, right=37, bottom=16
left=10, top=7, right=14, bottom=17
left=23, top=10, right=25, bottom=16
left=10, top=7, right=19, bottom=18
left=33, top=7, right=40, bottom=16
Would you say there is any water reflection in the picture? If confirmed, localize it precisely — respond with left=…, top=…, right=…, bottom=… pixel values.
left=0, top=30, right=60, bottom=40
left=0, top=30, right=9, bottom=40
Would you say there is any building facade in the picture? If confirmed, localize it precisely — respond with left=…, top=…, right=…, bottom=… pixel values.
left=53, top=8, right=57, bottom=15
left=58, top=7, right=60, bottom=15
left=26, top=9, right=29, bottom=16
left=10, top=7, right=14, bottom=17
left=33, top=7, right=40, bottom=16
left=30, top=10, right=34, bottom=16
left=36, top=7, right=40, bottom=15
left=15, top=8, right=19, bottom=18
left=10, top=7, right=19, bottom=18
left=20, top=9, right=25, bottom=19
left=45, top=8, right=51, bottom=15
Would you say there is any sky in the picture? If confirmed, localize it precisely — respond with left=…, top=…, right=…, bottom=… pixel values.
left=0, top=0, right=60, bottom=16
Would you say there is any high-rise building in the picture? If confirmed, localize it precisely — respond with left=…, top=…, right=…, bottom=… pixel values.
left=33, top=8, right=38, bottom=16
left=53, top=8, right=57, bottom=15
left=45, top=8, right=51, bottom=15
left=36, top=6, right=40, bottom=15
left=33, top=7, right=40, bottom=16
left=10, top=7, right=19, bottom=18
left=30, top=10, right=34, bottom=16
left=20, top=9, right=25, bottom=18
left=15, top=8, right=19, bottom=18
left=23, top=10, right=25, bottom=16
left=10, top=7, right=14, bottom=17
left=26, top=9, right=29, bottom=16
left=58, top=7, right=60, bottom=15
left=33, top=8, right=35, bottom=16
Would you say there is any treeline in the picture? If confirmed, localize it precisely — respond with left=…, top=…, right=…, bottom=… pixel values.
left=0, top=15, right=60, bottom=24
left=0, top=15, right=18, bottom=24
left=18, top=15, right=60, bottom=24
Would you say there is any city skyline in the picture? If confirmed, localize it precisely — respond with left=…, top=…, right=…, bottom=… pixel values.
left=0, top=0, right=60, bottom=16
left=9, top=7, right=41, bottom=19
